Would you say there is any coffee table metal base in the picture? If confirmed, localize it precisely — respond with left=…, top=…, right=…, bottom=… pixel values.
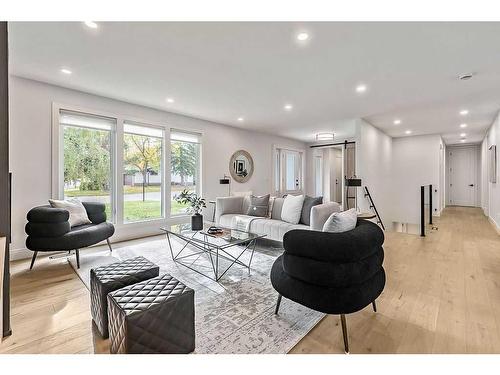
left=165, top=232, right=257, bottom=282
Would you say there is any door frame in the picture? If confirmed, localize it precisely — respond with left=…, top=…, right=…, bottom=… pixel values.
left=446, top=144, right=480, bottom=207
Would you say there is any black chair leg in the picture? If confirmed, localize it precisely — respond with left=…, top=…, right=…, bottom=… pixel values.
left=340, top=314, right=349, bottom=353
left=106, top=238, right=113, bottom=252
left=372, top=300, right=377, bottom=312
left=29, top=251, right=38, bottom=270
left=274, top=294, right=282, bottom=315
left=75, top=249, right=80, bottom=269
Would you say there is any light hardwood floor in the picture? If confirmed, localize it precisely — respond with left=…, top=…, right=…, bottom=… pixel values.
left=1, top=207, right=499, bottom=354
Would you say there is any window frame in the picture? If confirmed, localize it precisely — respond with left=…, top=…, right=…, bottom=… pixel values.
left=170, top=129, right=202, bottom=217
left=53, top=105, right=118, bottom=223
left=122, top=120, right=166, bottom=224
left=52, top=102, right=204, bottom=230
left=272, top=144, right=305, bottom=196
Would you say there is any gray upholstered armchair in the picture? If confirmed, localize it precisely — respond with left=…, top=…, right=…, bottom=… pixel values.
left=25, top=202, right=115, bottom=269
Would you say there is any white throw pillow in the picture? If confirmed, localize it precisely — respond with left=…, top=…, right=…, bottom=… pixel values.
left=322, top=208, right=358, bottom=233
left=48, top=198, right=92, bottom=227
left=280, top=194, right=305, bottom=224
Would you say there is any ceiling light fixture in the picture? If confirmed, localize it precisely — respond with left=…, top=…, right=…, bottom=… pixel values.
left=459, top=109, right=469, bottom=116
left=460, top=123, right=468, bottom=128
left=316, top=133, right=335, bottom=141
left=284, top=104, right=293, bottom=111
left=296, top=32, right=309, bottom=41
left=166, top=98, right=174, bottom=103
left=393, top=119, right=401, bottom=125
left=405, top=130, right=412, bottom=135
left=460, top=133, right=467, bottom=137
left=60, top=68, right=72, bottom=75
left=461, top=139, right=466, bottom=143
left=356, top=84, right=367, bottom=93
left=237, top=117, right=244, bottom=122
left=459, top=73, right=474, bottom=81
left=84, top=21, right=98, bottom=29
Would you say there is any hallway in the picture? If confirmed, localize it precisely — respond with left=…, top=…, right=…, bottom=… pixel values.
left=292, top=207, right=500, bottom=353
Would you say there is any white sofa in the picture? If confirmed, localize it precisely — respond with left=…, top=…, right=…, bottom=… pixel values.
left=215, top=196, right=341, bottom=242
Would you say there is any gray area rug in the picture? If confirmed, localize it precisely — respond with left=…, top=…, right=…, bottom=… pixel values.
left=69, top=236, right=324, bottom=354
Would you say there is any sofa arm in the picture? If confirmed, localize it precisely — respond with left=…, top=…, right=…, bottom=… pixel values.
left=82, top=201, right=107, bottom=224
left=310, top=202, right=341, bottom=231
left=25, top=205, right=71, bottom=238
left=215, top=196, right=244, bottom=224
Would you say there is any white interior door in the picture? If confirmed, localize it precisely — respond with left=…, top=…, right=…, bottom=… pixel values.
left=449, top=146, right=477, bottom=207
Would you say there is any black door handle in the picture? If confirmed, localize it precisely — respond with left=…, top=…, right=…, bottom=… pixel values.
left=469, top=184, right=474, bottom=187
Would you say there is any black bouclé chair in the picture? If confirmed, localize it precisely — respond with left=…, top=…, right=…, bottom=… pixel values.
left=270, top=219, right=385, bottom=353
left=25, top=202, right=115, bottom=269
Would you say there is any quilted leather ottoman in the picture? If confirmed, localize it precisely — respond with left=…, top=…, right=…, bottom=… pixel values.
left=90, top=256, right=159, bottom=338
left=107, top=274, right=195, bottom=354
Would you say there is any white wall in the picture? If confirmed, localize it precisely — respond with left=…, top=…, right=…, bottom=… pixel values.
left=355, top=120, right=443, bottom=229
left=391, top=134, right=442, bottom=224
left=355, top=119, right=393, bottom=226
left=481, top=112, right=500, bottom=232
left=9, top=76, right=307, bottom=258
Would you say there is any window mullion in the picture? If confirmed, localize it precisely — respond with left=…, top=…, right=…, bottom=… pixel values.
left=115, top=119, right=124, bottom=225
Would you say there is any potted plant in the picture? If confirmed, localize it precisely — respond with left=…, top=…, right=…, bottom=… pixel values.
left=175, top=189, right=207, bottom=230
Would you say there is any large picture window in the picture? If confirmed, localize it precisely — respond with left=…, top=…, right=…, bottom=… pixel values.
left=60, top=110, right=115, bottom=221
left=123, top=122, right=164, bottom=223
left=57, top=107, right=202, bottom=228
left=170, top=130, right=201, bottom=215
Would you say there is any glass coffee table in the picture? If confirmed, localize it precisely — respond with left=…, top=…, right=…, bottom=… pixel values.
left=160, top=222, right=266, bottom=282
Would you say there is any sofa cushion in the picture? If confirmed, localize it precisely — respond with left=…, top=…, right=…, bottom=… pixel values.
left=300, top=196, right=323, bottom=225
left=218, top=214, right=254, bottom=228
left=281, top=194, right=305, bottom=224
left=246, top=194, right=270, bottom=217
left=248, top=218, right=309, bottom=242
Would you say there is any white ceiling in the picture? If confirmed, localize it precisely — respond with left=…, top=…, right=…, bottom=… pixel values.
left=8, top=22, right=500, bottom=144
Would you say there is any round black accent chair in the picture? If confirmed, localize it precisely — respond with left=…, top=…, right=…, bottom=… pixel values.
left=270, top=219, right=385, bottom=353
left=25, top=202, right=115, bottom=269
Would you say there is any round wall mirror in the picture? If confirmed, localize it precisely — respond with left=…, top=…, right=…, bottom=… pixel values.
left=229, top=150, right=254, bottom=183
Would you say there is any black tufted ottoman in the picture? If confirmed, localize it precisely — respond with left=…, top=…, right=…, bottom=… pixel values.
left=90, top=256, right=159, bottom=338
left=107, top=274, right=195, bottom=354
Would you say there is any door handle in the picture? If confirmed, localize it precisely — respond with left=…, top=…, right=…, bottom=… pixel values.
left=469, top=184, right=474, bottom=187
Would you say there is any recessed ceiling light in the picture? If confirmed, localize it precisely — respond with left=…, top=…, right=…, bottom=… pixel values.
left=460, top=123, right=468, bottom=128
left=316, top=133, right=335, bottom=141
left=84, top=21, right=98, bottom=29
left=166, top=98, right=174, bottom=103
left=60, top=68, right=72, bottom=75
left=393, top=119, right=401, bottom=125
left=296, top=32, right=309, bottom=41
left=284, top=104, right=293, bottom=111
left=461, top=139, right=466, bottom=143
left=356, top=84, right=367, bottom=93
left=459, top=109, right=469, bottom=116
left=237, top=117, right=244, bottom=122
left=405, top=130, right=412, bottom=135
left=460, top=133, right=467, bottom=137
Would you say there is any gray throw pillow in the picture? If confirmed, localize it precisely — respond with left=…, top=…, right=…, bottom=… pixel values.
left=246, top=194, right=270, bottom=217
left=300, top=196, right=323, bottom=225
left=322, top=208, right=358, bottom=233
